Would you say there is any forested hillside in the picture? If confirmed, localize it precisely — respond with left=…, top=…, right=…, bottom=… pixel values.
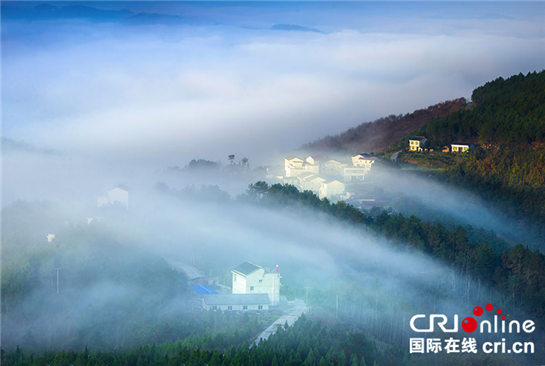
left=302, top=99, right=467, bottom=154
left=399, top=71, right=545, bottom=243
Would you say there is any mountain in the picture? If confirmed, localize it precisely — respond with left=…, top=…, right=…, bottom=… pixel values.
left=394, top=71, right=545, bottom=243
left=302, top=98, right=467, bottom=154
left=1, top=3, right=185, bottom=26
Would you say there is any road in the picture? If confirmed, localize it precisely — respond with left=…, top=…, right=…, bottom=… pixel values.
left=252, top=299, right=307, bottom=346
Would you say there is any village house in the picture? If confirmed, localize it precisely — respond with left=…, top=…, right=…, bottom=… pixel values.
left=351, top=155, right=376, bottom=169
left=284, top=156, right=305, bottom=177
left=323, top=159, right=347, bottom=177
left=451, top=143, right=475, bottom=153
left=202, top=293, right=270, bottom=311
left=97, top=184, right=130, bottom=208
left=297, top=173, right=326, bottom=192
left=343, top=167, right=367, bottom=181
left=319, top=179, right=346, bottom=200
left=408, top=136, right=427, bottom=152
left=232, top=262, right=281, bottom=306
left=304, top=156, right=324, bottom=174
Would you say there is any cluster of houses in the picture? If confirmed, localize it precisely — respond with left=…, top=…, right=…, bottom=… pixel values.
left=191, top=261, right=281, bottom=312
left=409, top=136, right=475, bottom=153
left=278, top=154, right=376, bottom=202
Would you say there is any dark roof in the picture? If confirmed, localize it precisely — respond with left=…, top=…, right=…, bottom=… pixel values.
left=451, top=142, right=474, bottom=146
left=309, top=155, right=325, bottom=161
left=203, top=293, right=270, bottom=306
left=232, top=262, right=262, bottom=276
left=191, top=285, right=219, bottom=295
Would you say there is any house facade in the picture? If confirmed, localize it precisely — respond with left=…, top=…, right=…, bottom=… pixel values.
left=409, top=136, right=427, bottom=152
left=323, top=160, right=347, bottom=176
left=232, top=262, right=280, bottom=306
left=202, top=293, right=270, bottom=311
left=319, top=180, right=345, bottom=200
left=297, top=173, right=326, bottom=192
left=451, top=143, right=474, bottom=153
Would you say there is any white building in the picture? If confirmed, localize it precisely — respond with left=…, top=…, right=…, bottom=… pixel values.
left=97, top=185, right=130, bottom=208
left=284, top=156, right=305, bottom=177
left=451, top=143, right=474, bottom=153
left=202, top=293, right=270, bottom=311
left=232, top=262, right=281, bottom=306
left=319, top=180, right=345, bottom=200
left=343, top=167, right=367, bottom=181
left=323, top=160, right=347, bottom=177
left=351, top=155, right=376, bottom=169
left=297, top=173, right=326, bottom=193
left=304, top=156, right=324, bottom=175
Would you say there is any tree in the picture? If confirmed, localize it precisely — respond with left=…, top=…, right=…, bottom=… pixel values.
left=228, top=155, right=235, bottom=164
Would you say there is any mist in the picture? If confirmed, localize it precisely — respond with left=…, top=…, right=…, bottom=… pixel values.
left=4, top=183, right=537, bottom=354
left=3, top=2, right=544, bottom=169
left=2, top=2, right=544, bottom=363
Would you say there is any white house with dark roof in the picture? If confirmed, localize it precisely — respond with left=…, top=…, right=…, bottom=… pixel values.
left=232, top=261, right=280, bottom=306
left=202, top=293, right=270, bottom=311
left=451, top=143, right=475, bottom=153
left=97, top=184, right=130, bottom=208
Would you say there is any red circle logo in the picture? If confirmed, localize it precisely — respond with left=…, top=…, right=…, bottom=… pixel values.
left=473, top=306, right=483, bottom=317
left=462, top=317, right=478, bottom=332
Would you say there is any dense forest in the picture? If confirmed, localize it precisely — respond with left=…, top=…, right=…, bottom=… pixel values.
left=245, top=183, right=545, bottom=326
left=302, top=99, right=467, bottom=154
left=3, top=313, right=522, bottom=366
left=4, top=182, right=542, bottom=365
left=391, top=71, right=545, bottom=244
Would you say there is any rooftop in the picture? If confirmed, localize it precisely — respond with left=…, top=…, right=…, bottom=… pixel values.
left=232, top=261, right=262, bottom=276
left=285, top=155, right=303, bottom=161
left=191, top=285, right=219, bottom=295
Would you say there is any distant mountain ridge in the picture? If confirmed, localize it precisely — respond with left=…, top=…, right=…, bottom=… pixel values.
left=2, top=3, right=185, bottom=26
left=302, top=98, right=467, bottom=154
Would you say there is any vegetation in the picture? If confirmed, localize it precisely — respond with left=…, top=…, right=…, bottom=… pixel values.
left=303, top=99, right=467, bottom=154
left=245, top=183, right=545, bottom=327
left=390, top=71, right=545, bottom=244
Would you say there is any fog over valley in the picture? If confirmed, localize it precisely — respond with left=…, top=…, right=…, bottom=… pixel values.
left=2, top=2, right=545, bottom=365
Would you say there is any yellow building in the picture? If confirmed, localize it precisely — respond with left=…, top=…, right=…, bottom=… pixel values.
left=409, top=136, right=427, bottom=152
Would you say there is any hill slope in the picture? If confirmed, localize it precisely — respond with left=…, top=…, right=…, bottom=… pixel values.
left=302, top=98, right=467, bottom=154
left=395, top=71, right=545, bottom=244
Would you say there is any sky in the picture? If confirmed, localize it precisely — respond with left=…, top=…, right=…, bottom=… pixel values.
left=1, top=1, right=544, bottom=202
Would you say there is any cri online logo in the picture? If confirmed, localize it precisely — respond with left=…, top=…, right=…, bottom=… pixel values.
left=410, top=303, right=535, bottom=334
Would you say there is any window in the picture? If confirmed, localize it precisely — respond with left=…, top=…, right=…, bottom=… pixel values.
left=250, top=286, right=254, bottom=291
left=212, top=306, right=217, bottom=310
left=243, top=305, right=248, bottom=310
left=234, top=275, right=237, bottom=282
left=228, top=306, right=232, bottom=310
left=258, top=305, right=263, bottom=310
